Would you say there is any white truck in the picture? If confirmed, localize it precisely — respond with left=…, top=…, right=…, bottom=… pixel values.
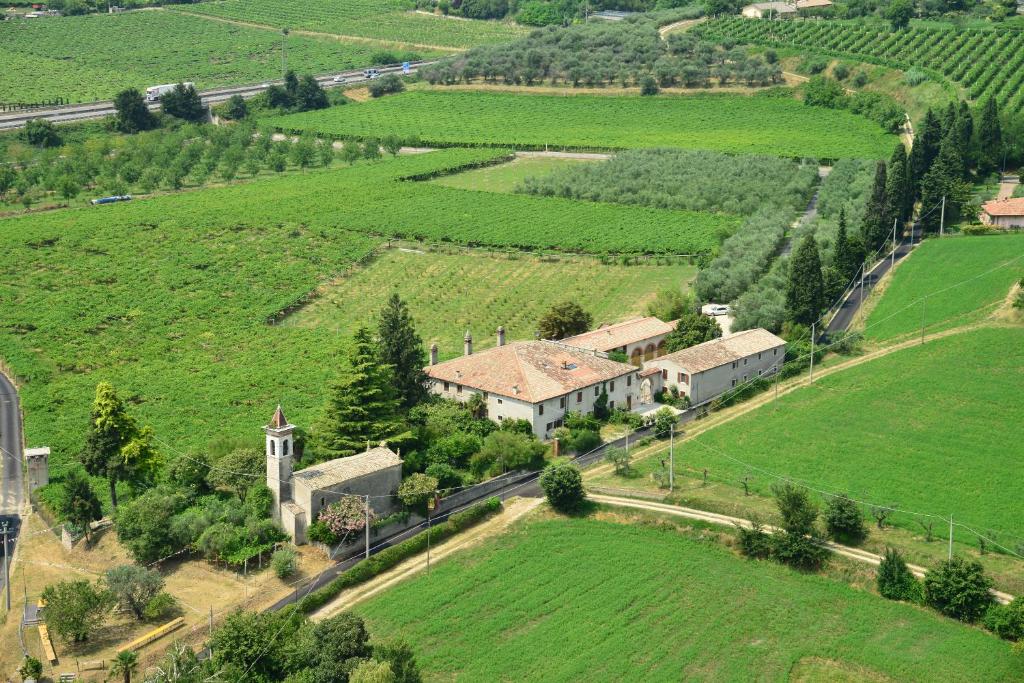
left=145, top=82, right=194, bottom=102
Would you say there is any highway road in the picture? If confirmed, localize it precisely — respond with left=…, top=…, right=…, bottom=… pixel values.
left=0, top=60, right=432, bottom=131
left=0, top=370, right=23, bottom=603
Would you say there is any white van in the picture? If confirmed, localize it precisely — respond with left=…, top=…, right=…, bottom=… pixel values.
left=145, top=82, right=195, bottom=102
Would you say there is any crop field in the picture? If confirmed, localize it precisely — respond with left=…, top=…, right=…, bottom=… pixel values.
left=686, top=327, right=1024, bottom=542
left=357, top=517, right=1021, bottom=681
left=699, top=18, right=1024, bottom=111
left=185, top=0, right=527, bottom=49
left=865, top=234, right=1024, bottom=341
left=269, top=90, right=898, bottom=159
left=0, top=149, right=723, bottom=496
left=285, top=248, right=696, bottom=359
left=0, top=11, right=435, bottom=103
left=430, top=156, right=595, bottom=193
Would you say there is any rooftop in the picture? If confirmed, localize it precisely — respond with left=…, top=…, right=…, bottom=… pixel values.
left=796, top=0, right=833, bottom=8
left=267, top=404, right=290, bottom=430
left=560, top=317, right=676, bottom=353
left=982, top=197, right=1024, bottom=216
left=425, top=340, right=635, bottom=403
left=651, top=328, right=786, bottom=374
left=292, top=446, right=402, bottom=491
left=744, top=2, right=798, bottom=11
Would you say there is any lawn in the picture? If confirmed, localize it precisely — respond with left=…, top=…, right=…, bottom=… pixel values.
left=285, top=248, right=696, bottom=359
left=0, top=11, right=442, bottom=103
left=183, top=0, right=527, bottom=49
left=357, top=516, right=1022, bottom=681
left=685, top=327, right=1024, bottom=542
left=865, top=234, right=1024, bottom=341
left=268, top=90, right=898, bottom=159
left=430, top=156, right=595, bottom=193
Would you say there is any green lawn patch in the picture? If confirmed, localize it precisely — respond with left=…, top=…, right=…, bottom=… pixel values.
left=285, top=247, right=696, bottom=359
left=268, top=90, right=898, bottom=159
left=430, top=156, right=595, bottom=193
left=357, top=516, right=1022, bottom=681
left=866, top=234, right=1024, bottom=341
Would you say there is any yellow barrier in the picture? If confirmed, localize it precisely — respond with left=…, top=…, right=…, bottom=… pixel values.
left=38, top=624, right=57, bottom=664
left=116, top=617, right=185, bottom=654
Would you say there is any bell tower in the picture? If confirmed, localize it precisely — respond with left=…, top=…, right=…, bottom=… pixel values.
left=265, top=404, right=294, bottom=522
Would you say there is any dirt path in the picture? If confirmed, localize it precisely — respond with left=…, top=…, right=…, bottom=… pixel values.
left=997, top=177, right=1019, bottom=200
left=658, top=17, right=706, bottom=38
left=168, top=8, right=464, bottom=53
left=590, top=494, right=1015, bottom=604
left=311, top=497, right=542, bottom=621
left=516, top=150, right=611, bottom=160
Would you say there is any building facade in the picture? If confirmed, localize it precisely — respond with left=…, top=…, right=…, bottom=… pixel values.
left=560, top=316, right=676, bottom=366
left=981, top=197, right=1024, bottom=228
left=645, top=329, right=786, bottom=406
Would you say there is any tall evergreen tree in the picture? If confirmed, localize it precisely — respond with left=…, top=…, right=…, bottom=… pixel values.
left=920, top=134, right=969, bottom=233
left=377, top=293, right=427, bottom=409
left=861, top=161, right=890, bottom=253
left=312, top=327, right=404, bottom=459
left=885, top=145, right=909, bottom=225
left=786, top=234, right=825, bottom=327
left=941, top=101, right=957, bottom=138
left=955, top=100, right=974, bottom=169
left=977, top=97, right=1003, bottom=176
left=908, top=108, right=942, bottom=197
left=833, top=208, right=860, bottom=281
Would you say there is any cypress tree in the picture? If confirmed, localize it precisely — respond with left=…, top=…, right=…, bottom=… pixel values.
left=861, top=161, right=890, bottom=253
left=312, top=326, right=404, bottom=459
left=941, top=101, right=957, bottom=138
left=786, top=234, right=825, bottom=327
left=885, top=145, right=909, bottom=225
left=920, top=134, right=966, bottom=234
left=955, top=100, right=974, bottom=169
left=977, top=97, right=1002, bottom=176
left=833, top=208, right=859, bottom=281
left=377, top=293, right=428, bottom=409
left=908, top=108, right=942, bottom=197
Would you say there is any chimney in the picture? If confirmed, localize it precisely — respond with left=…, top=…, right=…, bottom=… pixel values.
left=497, top=325, right=506, bottom=347
left=429, top=343, right=438, bottom=365
left=464, top=330, right=473, bottom=356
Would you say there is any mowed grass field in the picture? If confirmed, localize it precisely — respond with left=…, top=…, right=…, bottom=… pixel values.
left=0, top=11, right=440, bottom=103
left=286, top=248, right=695, bottom=359
left=269, top=90, right=899, bottom=159
left=184, top=0, right=527, bottom=48
left=430, top=156, right=596, bottom=193
left=357, top=517, right=1022, bottom=681
left=865, top=234, right=1024, bottom=341
left=687, top=327, right=1024, bottom=541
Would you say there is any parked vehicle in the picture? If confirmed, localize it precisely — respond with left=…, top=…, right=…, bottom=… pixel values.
left=708, top=304, right=730, bottom=316
left=90, top=195, right=132, bottom=205
left=363, top=69, right=380, bottom=80
left=145, top=82, right=194, bottom=102
left=332, top=74, right=348, bottom=83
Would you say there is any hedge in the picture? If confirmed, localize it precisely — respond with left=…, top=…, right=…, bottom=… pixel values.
left=293, top=497, right=503, bottom=614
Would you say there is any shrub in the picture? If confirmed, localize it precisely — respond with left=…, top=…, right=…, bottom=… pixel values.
left=567, top=429, right=601, bottom=455
left=398, top=473, right=439, bottom=514
left=983, top=598, right=1024, bottom=641
left=877, top=547, right=922, bottom=602
left=18, top=656, right=43, bottom=680
left=904, top=67, right=929, bottom=86
left=736, top=520, right=773, bottom=559
left=272, top=548, right=298, bottom=579
left=772, top=532, right=828, bottom=571
left=368, top=74, right=406, bottom=98
left=852, top=71, right=868, bottom=87
left=640, top=75, right=659, bottom=96
left=652, top=407, right=677, bottom=439
left=603, top=446, right=630, bottom=475
left=823, top=494, right=867, bottom=544
left=539, top=461, right=585, bottom=512
left=143, top=592, right=177, bottom=621
left=772, top=483, right=818, bottom=536
left=923, top=556, right=994, bottom=622
left=832, top=63, right=850, bottom=81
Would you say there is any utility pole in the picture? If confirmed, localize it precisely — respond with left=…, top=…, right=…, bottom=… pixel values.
left=774, top=370, right=779, bottom=409
left=426, top=493, right=436, bottom=575
left=891, top=217, right=898, bottom=269
left=860, top=261, right=866, bottom=304
left=209, top=606, right=214, bottom=641
left=668, top=424, right=674, bottom=493
left=948, top=515, right=954, bottom=560
left=808, top=322, right=815, bottom=383
left=921, top=297, right=927, bottom=345
left=939, top=195, right=946, bottom=237
left=281, top=28, right=290, bottom=79
left=364, top=495, right=371, bottom=560
left=2, top=522, right=10, bottom=612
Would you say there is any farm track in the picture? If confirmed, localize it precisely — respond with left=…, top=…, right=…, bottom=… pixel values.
left=589, top=494, right=1015, bottom=604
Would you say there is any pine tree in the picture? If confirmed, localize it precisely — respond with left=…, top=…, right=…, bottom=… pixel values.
left=920, top=133, right=968, bottom=234
left=955, top=100, right=974, bottom=169
left=377, top=293, right=427, bottom=409
left=885, top=145, right=909, bottom=226
left=786, top=234, right=825, bottom=327
left=312, top=327, right=404, bottom=459
left=861, top=161, right=890, bottom=253
left=941, top=101, right=957, bottom=138
left=832, top=208, right=861, bottom=282
left=908, top=108, right=942, bottom=198
left=977, top=97, right=1002, bottom=176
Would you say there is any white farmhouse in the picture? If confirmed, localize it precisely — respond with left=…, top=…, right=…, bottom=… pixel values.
left=424, top=330, right=643, bottom=439
left=560, top=316, right=676, bottom=366
left=645, top=329, right=786, bottom=406
left=265, top=406, right=403, bottom=545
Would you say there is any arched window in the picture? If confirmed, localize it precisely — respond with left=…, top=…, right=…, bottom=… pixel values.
left=656, top=341, right=666, bottom=357
left=630, top=348, right=643, bottom=366
left=269, top=440, right=275, bottom=456
left=644, top=344, right=655, bottom=361
left=283, top=439, right=289, bottom=456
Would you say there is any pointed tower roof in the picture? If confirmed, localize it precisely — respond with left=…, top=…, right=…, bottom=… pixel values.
left=268, top=404, right=290, bottom=429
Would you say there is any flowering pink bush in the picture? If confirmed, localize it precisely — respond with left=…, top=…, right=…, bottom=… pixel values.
left=317, top=496, right=375, bottom=538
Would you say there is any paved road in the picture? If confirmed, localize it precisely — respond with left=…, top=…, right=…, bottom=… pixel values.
left=0, top=61, right=433, bottom=131
left=824, top=221, right=921, bottom=340
left=0, top=371, right=23, bottom=601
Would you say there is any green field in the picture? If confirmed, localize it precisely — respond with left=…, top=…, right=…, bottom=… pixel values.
left=357, top=517, right=1022, bottom=681
left=286, top=248, right=695, bottom=359
left=430, top=156, right=595, bottom=193
left=866, top=235, right=1024, bottom=341
left=184, top=0, right=526, bottom=49
left=686, top=327, right=1024, bottom=541
left=269, top=90, right=898, bottom=159
left=0, top=11, right=439, bottom=103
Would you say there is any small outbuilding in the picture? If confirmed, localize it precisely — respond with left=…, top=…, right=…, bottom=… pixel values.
left=741, top=2, right=797, bottom=18
left=980, top=197, right=1024, bottom=228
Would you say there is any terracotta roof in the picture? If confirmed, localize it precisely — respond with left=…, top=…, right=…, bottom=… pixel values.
left=292, top=446, right=402, bottom=491
left=268, top=404, right=289, bottom=429
left=744, top=2, right=797, bottom=11
left=425, top=340, right=635, bottom=403
left=796, top=0, right=832, bottom=8
left=639, top=367, right=662, bottom=377
left=650, top=329, right=786, bottom=374
left=560, top=317, right=675, bottom=353
left=982, top=197, right=1024, bottom=217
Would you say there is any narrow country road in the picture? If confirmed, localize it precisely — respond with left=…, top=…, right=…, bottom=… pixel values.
left=0, top=370, right=23, bottom=601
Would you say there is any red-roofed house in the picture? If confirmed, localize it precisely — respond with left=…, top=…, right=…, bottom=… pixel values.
left=981, top=197, right=1024, bottom=228
left=560, top=316, right=676, bottom=366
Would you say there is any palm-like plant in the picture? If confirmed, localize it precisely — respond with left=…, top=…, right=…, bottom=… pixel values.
left=111, top=650, right=139, bottom=683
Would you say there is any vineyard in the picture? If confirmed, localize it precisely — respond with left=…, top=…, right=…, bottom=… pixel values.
left=269, top=90, right=898, bottom=159
left=184, top=0, right=527, bottom=49
left=286, top=248, right=696, bottom=359
left=697, top=17, right=1024, bottom=112
left=357, top=517, right=1022, bottom=681
left=0, top=11, right=436, bottom=102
